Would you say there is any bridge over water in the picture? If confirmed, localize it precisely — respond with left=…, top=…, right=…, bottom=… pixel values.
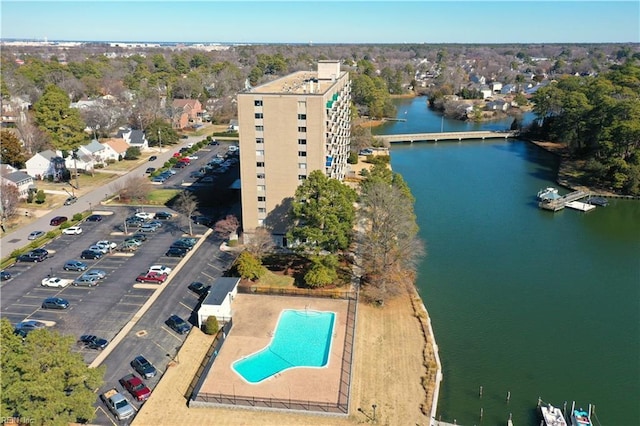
left=377, top=130, right=518, bottom=144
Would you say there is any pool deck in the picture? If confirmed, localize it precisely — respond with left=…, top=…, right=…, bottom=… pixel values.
left=197, top=293, right=349, bottom=408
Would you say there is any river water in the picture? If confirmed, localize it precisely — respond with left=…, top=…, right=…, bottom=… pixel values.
left=375, top=97, right=640, bottom=426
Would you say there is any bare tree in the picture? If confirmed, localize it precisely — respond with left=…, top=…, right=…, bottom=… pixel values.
left=110, top=176, right=150, bottom=202
left=173, top=191, right=198, bottom=235
left=15, top=111, right=50, bottom=154
left=244, top=227, right=275, bottom=260
left=0, top=183, right=21, bottom=219
left=213, top=214, right=239, bottom=240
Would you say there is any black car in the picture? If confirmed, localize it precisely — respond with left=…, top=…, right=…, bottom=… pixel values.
left=80, top=250, right=103, bottom=260
left=42, top=297, right=69, bottom=309
left=78, top=335, right=109, bottom=350
left=17, top=251, right=47, bottom=263
left=0, top=270, right=13, bottom=281
left=145, top=167, right=156, bottom=174
left=165, top=315, right=191, bottom=335
left=170, top=241, right=193, bottom=251
left=154, top=211, right=173, bottom=220
left=188, top=281, right=210, bottom=296
left=130, top=233, right=148, bottom=241
left=209, top=139, right=219, bottom=145
left=191, top=215, right=213, bottom=226
left=165, top=247, right=188, bottom=257
left=149, top=155, right=157, bottom=161
left=131, top=355, right=157, bottom=379
left=86, top=214, right=103, bottom=222
left=32, top=248, right=49, bottom=257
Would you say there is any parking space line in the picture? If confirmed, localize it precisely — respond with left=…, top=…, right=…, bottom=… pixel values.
left=161, top=326, right=184, bottom=342
left=96, top=406, right=118, bottom=426
left=206, top=263, right=222, bottom=271
left=178, top=301, right=192, bottom=311
left=201, top=272, right=215, bottom=280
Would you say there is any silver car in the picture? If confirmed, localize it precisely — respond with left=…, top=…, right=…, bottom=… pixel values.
left=73, top=275, right=100, bottom=287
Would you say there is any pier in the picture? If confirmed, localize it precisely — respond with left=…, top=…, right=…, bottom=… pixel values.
left=377, top=130, right=517, bottom=144
left=539, top=190, right=590, bottom=211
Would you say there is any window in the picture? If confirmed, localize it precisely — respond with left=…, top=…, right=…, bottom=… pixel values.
left=254, top=100, right=263, bottom=106
left=297, top=126, right=306, bottom=132
left=298, top=101, right=306, bottom=109
left=256, top=150, right=264, bottom=157
left=256, top=138, right=264, bottom=144
left=258, top=196, right=266, bottom=202
left=298, top=175, right=307, bottom=180
left=298, top=163, right=306, bottom=169
left=256, top=162, right=264, bottom=168
left=256, top=173, right=265, bottom=179
left=298, top=139, right=306, bottom=145
left=258, top=208, right=266, bottom=213
left=255, top=125, right=264, bottom=132
left=255, top=113, right=263, bottom=119
left=297, top=114, right=306, bottom=120
left=298, top=151, right=307, bottom=157
left=257, top=185, right=265, bottom=192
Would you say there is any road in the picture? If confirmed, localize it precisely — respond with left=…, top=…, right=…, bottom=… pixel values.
left=0, top=134, right=221, bottom=256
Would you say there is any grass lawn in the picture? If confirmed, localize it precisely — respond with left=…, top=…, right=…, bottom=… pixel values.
left=103, top=158, right=146, bottom=171
left=146, top=189, right=180, bottom=205
left=257, top=269, right=295, bottom=287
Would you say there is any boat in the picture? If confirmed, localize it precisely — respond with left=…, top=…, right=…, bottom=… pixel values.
left=538, top=187, right=561, bottom=201
left=585, top=196, right=608, bottom=207
left=540, top=403, right=568, bottom=426
left=570, top=402, right=593, bottom=426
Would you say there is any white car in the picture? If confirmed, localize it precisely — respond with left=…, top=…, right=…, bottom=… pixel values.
left=96, top=240, right=117, bottom=250
left=148, top=265, right=172, bottom=275
left=63, top=226, right=83, bottom=235
left=41, top=277, right=72, bottom=288
left=187, top=155, right=199, bottom=160
left=135, top=212, right=155, bottom=220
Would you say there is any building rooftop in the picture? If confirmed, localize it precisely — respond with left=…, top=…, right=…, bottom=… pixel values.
left=248, top=71, right=338, bottom=95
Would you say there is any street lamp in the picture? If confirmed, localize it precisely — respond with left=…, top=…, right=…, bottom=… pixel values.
left=157, top=129, right=162, bottom=151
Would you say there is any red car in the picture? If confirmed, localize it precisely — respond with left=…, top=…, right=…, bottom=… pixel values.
left=135, top=272, right=168, bottom=283
left=172, top=152, right=182, bottom=158
left=178, top=157, right=190, bottom=165
left=119, top=373, right=151, bottom=401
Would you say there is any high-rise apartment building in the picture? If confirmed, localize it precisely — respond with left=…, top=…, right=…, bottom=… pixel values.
left=238, top=61, right=351, bottom=246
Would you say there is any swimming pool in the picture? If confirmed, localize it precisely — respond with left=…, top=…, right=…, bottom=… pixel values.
left=232, top=309, right=336, bottom=383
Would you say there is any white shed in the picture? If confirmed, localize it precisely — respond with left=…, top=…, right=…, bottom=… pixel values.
left=197, top=277, right=240, bottom=327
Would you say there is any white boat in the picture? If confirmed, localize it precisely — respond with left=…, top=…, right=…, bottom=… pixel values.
left=538, top=187, right=560, bottom=201
left=540, top=403, right=568, bottom=426
left=570, top=403, right=593, bottom=426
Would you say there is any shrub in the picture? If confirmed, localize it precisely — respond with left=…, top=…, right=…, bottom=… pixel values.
left=236, top=251, right=266, bottom=281
left=124, top=146, right=141, bottom=160
left=59, top=221, right=71, bottom=229
left=94, top=163, right=104, bottom=169
left=203, top=316, right=219, bottom=335
left=10, top=249, right=24, bottom=258
left=106, top=158, right=116, bottom=164
left=35, top=190, right=46, bottom=204
left=46, top=231, right=56, bottom=239
left=347, top=151, right=359, bottom=164
left=72, top=213, right=83, bottom=221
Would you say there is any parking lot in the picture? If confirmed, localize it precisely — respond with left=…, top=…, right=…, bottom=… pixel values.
left=2, top=203, right=238, bottom=424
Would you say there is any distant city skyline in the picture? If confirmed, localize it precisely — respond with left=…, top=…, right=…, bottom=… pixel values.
left=1, top=1, right=639, bottom=44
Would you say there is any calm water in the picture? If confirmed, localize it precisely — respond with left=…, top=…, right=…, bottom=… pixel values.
left=382, top=97, right=640, bottom=426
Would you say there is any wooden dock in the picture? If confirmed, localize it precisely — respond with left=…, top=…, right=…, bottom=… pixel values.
left=539, top=190, right=589, bottom=211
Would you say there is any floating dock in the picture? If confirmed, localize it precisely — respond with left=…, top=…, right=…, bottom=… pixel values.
left=565, top=201, right=596, bottom=212
left=539, top=190, right=590, bottom=212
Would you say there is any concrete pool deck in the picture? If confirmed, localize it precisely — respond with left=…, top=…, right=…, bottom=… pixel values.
left=196, top=294, right=350, bottom=408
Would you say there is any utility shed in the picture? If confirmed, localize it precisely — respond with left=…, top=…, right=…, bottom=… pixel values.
left=197, top=277, right=240, bottom=327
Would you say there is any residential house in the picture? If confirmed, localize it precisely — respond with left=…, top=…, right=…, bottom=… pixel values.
left=469, top=74, right=486, bottom=85
left=489, top=82, right=503, bottom=94
left=83, top=139, right=107, bottom=163
left=25, top=150, right=61, bottom=179
left=171, top=99, right=203, bottom=129
left=101, top=138, right=130, bottom=161
left=65, top=146, right=97, bottom=172
left=227, top=119, right=239, bottom=132
left=1, top=170, right=35, bottom=199
left=117, top=127, right=149, bottom=150
left=485, top=99, right=510, bottom=112
left=479, top=85, right=493, bottom=99
left=500, top=84, right=517, bottom=95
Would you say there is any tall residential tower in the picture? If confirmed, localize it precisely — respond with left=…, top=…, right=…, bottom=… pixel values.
left=238, top=61, right=351, bottom=246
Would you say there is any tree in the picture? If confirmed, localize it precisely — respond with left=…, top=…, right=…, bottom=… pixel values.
left=33, top=84, right=87, bottom=150
left=146, top=119, right=179, bottom=147
left=0, top=130, right=26, bottom=168
left=0, top=183, right=20, bottom=218
left=124, top=146, right=141, bottom=160
left=287, top=170, right=357, bottom=254
left=203, top=316, right=219, bottom=335
left=110, top=176, right=150, bottom=202
left=35, top=189, right=46, bottom=204
left=172, top=191, right=198, bottom=235
left=235, top=251, right=266, bottom=281
left=244, top=227, right=275, bottom=260
left=214, top=214, right=239, bottom=240
left=0, top=318, right=105, bottom=425
left=304, top=255, right=338, bottom=288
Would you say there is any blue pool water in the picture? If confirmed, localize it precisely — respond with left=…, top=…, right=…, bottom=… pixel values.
left=232, top=309, right=336, bottom=383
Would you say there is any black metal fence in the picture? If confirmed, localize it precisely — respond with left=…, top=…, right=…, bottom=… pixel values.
left=187, top=319, right=233, bottom=401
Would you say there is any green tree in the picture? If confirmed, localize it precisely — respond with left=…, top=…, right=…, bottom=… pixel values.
left=304, top=255, right=338, bottom=288
left=0, top=130, right=27, bottom=168
left=288, top=170, right=357, bottom=254
left=235, top=251, right=266, bottom=281
left=35, top=189, right=46, bottom=204
left=124, top=146, right=141, bottom=160
left=203, top=316, right=219, bottom=335
left=33, top=84, right=87, bottom=150
left=0, top=318, right=105, bottom=425
left=146, top=120, right=179, bottom=147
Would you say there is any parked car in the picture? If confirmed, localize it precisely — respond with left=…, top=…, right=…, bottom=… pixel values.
left=86, top=214, right=103, bottom=222
left=139, top=224, right=158, bottom=233
left=73, top=275, right=100, bottom=287
left=118, top=241, right=139, bottom=252
left=165, top=247, right=188, bottom=257
left=152, top=175, right=167, bottom=183
left=80, top=250, right=103, bottom=260
left=64, top=260, right=87, bottom=271
left=209, top=139, right=219, bottom=145
left=63, top=196, right=78, bottom=205
left=28, top=230, right=45, bottom=240
left=0, top=270, right=13, bottom=281
left=165, top=315, right=191, bottom=334
left=96, top=240, right=118, bottom=250
left=145, top=167, right=156, bottom=174
left=88, top=245, right=108, bottom=254
left=154, top=211, right=173, bottom=220
left=123, top=237, right=143, bottom=246
left=41, top=277, right=72, bottom=288
left=149, top=155, right=157, bottom=161
left=191, top=215, right=213, bottom=226
left=200, top=176, right=214, bottom=183
left=17, top=251, right=47, bottom=263
left=81, top=269, right=107, bottom=280
left=131, top=355, right=157, bottom=379
left=41, top=297, right=69, bottom=309
left=50, top=216, right=68, bottom=226
left=63, top=226, right=83, bottom=235
left=14, top=320, right=46, bottom=337
left=135, top=212, right=155, bottom=220
left=188, top=281, right=210, bottom=296
left=148, top=220, right=162, bottom=228
left=31, top=248, right=49, bottom=257
left=148, top=265, right=172, bottom=275
left=135, top=272, right=168, bottom=283
left=130, top=233, right=148, bottom=242
left=119, top=374, right=152, bottom=402
left=78, top=334, right=109, bottom=350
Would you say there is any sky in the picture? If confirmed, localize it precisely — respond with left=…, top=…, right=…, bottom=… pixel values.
left=1, top=1, right=639, bottom=44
